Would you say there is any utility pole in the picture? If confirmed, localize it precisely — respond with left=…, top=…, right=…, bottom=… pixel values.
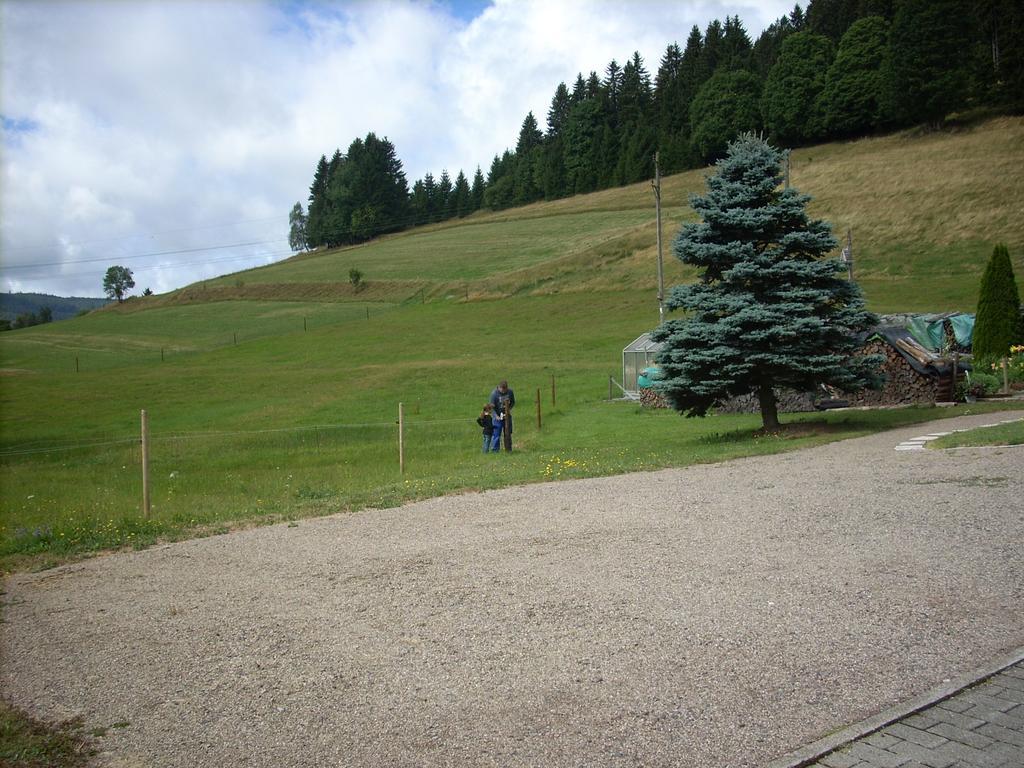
left=840, top=229, right=854, bottom=280
left=653, top=151, right=664, bottom=324
left=784, top=149, right=791, bottom=189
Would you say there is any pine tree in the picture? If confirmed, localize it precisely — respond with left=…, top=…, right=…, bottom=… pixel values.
left=546, top=83, right=572, bottom=138
left=563, top=98, right=602, bottom=194
left=720, top=15, right=754, bottom=71
left=762, top=31, right=835, bottom=145
left=422, top=172, right=437, bottom=222
left=651, top=133, right=880, bottom=430
left=973, top=244, right=1022, bottom=360
left=619, top=52, right=652, bottom=126
left=512, top=112, right=544, bottom=204
left=453, top=170, right=472, bottom=218
left=305, top=154, right=330, bottom=248
left=570, top=73, right=587, bottom=103
left=410, top=179, right=429, bottom=226
left=484, top=151, right=515, bottom=209
left=323, top=148, right=348, bottom=247
left=700, top=19, right=724, bottom=75
left=603, top=60, right=622, bottom=123
left=471, top=166, right=486, bottom=211
left=437, top=170, right=454, bottom=220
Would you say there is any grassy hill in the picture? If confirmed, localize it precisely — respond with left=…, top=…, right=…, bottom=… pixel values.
left=1, top=117, right=1022, bottom=571
left=132, top=115, right=1024, bottom=313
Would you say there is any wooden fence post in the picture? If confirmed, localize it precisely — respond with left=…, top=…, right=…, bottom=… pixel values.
left=141, top=409, right=151, bottom=518
left=1003, top=357, right=1010, bottom=395
left=608, top=376, right=613, bottom=401
left=398, top=402, right=405, bottom=474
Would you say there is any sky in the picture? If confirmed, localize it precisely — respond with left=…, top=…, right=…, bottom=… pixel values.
left=0, top=0, right=794, bottom=298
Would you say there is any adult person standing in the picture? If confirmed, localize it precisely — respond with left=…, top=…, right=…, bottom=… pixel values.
left=489, top=380, right=516, bottom=451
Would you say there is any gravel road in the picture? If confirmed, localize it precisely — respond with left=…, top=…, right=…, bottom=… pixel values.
left=3, top=411, right=1023, bottom=768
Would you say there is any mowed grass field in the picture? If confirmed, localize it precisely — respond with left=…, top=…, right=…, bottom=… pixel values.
left=2, top=117, right=1023, bottom=571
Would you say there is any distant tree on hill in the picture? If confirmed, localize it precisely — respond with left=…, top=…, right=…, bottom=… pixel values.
left=562, top=98, right=603, bottom=194
left=821, top=16, right=890, bottom=136
left=973, top=244, right=1022, bottom=360
left=349, top=267, right=363, bottom=291
left=762, top=32, right=835, bottom=146
left=319, top=134, right=409, bottom=246
left=651, top=133, right=880, bottom=430
left=471, top=166, right=486, bottom=211
left=103, top=266, right=135, bottom=303
left=484, top=151, right=516, bottom=209
left=437, top=170, right=454, bottom=219
left=689, top=69, right=763, bottom=163
left=453, top=170, right=472, bottom=218
left=288, top=202, right=308, bottom=251
left=305, top=155, right=330, bottom=247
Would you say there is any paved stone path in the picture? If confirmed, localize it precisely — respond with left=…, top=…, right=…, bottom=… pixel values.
left=894, top=417, right=1023, bottom=452
left=784, top=660, right=1024, bottom=768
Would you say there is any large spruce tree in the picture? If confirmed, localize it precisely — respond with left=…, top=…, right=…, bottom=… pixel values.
left=652, top=134, right=880, bottom=430
left=973, top=244, right=1022, bottom=360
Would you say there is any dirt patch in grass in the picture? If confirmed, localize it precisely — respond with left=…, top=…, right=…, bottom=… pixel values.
left=0, top=699, right=95, bottom=768
left=753, top=421, right=847, bottom=439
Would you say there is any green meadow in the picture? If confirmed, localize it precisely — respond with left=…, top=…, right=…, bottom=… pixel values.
left=2, top=117, right=1023, bottom=571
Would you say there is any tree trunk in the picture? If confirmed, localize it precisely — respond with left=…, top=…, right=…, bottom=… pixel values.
left=757, top=381, right=780, bottom=430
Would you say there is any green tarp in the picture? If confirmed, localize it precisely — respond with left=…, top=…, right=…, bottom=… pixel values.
left=906, top=313, right=974, bottom=351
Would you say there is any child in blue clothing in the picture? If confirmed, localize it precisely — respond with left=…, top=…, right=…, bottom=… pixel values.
left=476, top=403, right=496, bottom=453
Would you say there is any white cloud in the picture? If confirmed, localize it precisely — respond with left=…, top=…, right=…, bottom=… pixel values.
left=1, top=0, right=793, bottom=297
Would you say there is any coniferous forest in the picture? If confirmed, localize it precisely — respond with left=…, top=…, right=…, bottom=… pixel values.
left=292, top=0, right=1024, bottom=251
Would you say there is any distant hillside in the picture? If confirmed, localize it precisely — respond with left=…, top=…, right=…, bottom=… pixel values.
left=0, top=293, right=109, bottom=322
left=142, top=115, right=1023, bottom=315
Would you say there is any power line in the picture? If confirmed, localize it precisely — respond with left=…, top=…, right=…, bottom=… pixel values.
left=0, top=238, right=289, bottom=271
left=0, top=214, right=290, bottom=256
left=4, top=249, right=296, bottom=280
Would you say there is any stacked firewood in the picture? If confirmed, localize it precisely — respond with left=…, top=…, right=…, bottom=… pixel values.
left=639, top=387, right=669, bottom=408
left=715, top=389, right=818, bottom=414
left=846, top=339, right=938, bottom=405
left=942, top=319, right=971, bottom=354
